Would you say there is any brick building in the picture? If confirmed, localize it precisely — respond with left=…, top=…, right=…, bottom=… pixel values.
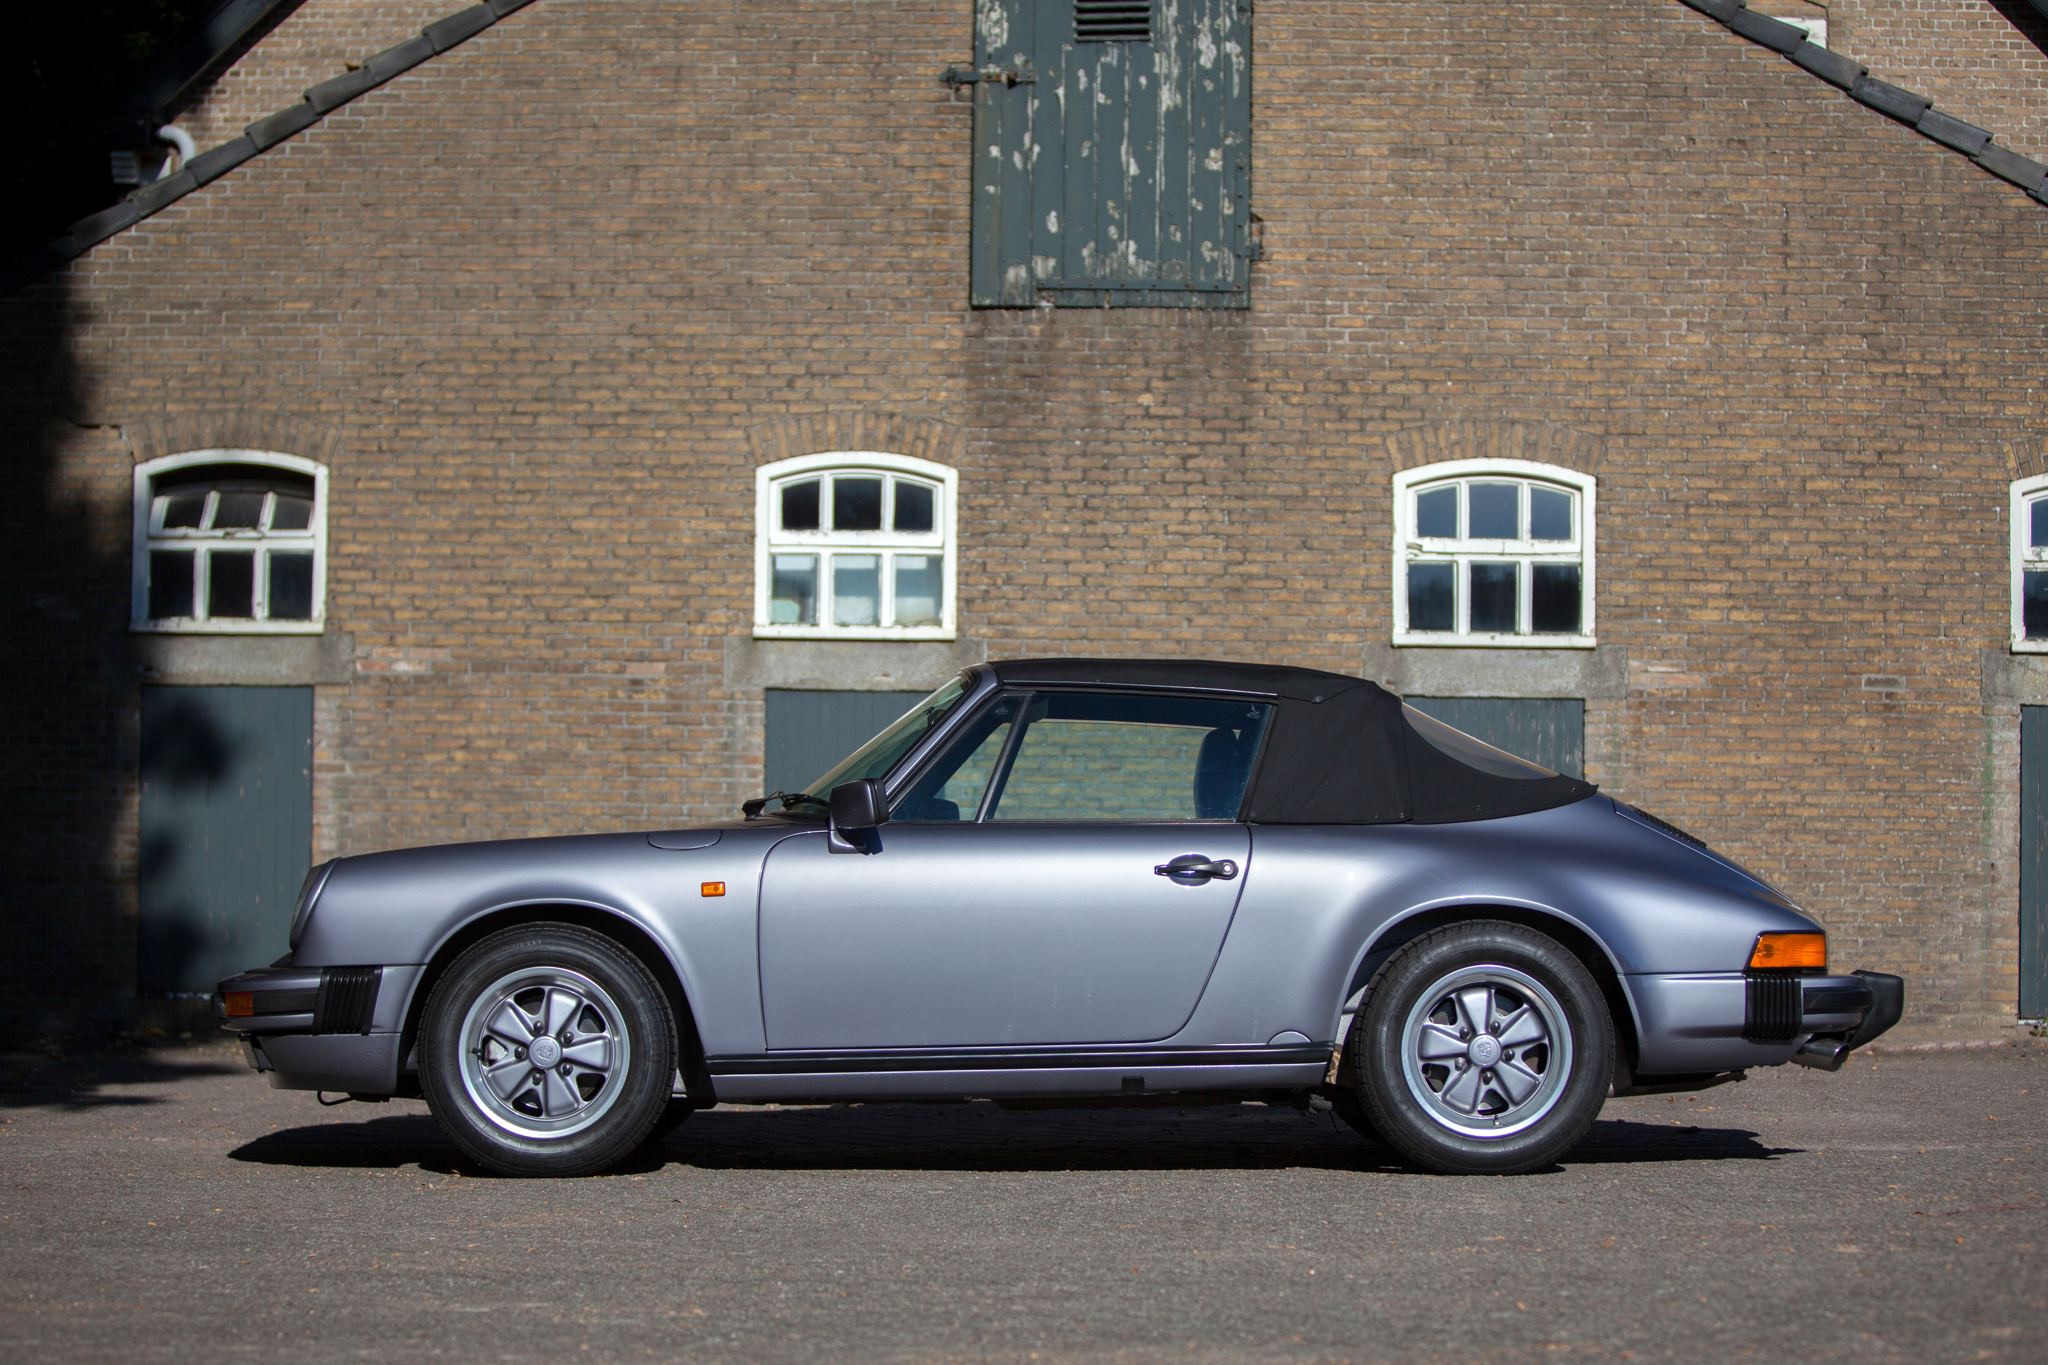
left=3, top=0, right=2046, bottom=1038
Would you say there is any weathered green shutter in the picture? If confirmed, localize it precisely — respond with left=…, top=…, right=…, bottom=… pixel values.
left=1406, top=698, right=1587, bottom=780
left=971, top=0, right=1253, bottom=308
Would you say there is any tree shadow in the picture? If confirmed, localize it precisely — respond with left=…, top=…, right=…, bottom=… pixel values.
left=224, top=1102, right=1796, bottom=1175
left=0, top=1048, right=241, bottom=1110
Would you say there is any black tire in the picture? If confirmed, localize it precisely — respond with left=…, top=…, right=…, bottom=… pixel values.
left=649, top=1100, right=696, bottom=1143
left=1350, top=921, right=1612, bottom=1175
left=419, top=924, right=676, bottom=1177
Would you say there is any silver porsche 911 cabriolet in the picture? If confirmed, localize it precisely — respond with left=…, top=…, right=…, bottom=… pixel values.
left=214, top=658, right=1902, bottom=1177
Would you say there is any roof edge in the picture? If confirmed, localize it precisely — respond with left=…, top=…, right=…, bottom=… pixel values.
left=1677, top=0, right=2048, bottom=204
left=1, top=0, right=541, bottom=298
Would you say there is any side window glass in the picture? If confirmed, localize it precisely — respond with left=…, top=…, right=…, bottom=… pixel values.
left=891, top=694, right=1022, bottom=822
left=986, top=693, right=1271, bottom=823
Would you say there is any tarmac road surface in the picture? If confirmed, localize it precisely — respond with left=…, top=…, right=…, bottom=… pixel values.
left=0, top=1037, right=2042, bottom=1364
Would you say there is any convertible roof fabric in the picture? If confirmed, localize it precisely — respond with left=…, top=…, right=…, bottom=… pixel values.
left=987, top=658, right=1596, bottom=825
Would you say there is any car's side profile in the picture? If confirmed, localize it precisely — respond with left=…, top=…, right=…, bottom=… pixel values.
left=215, top=658, right=1902, bottom=1176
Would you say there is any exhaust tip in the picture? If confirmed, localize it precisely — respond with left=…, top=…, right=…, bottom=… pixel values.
left=1791, top=1034, right=1851, bottom=1071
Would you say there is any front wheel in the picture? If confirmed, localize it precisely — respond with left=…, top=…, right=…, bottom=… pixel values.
left=420, top=924, right=676, bottom=1176
left=1351, top=921, right=1612, bottom=1175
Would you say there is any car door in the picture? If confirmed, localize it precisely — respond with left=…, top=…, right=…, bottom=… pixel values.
left=756, top=689, right=1273, bottom=1050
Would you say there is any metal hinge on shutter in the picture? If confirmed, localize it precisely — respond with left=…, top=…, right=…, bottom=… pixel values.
left=942, top=63, right=1035, bottom=89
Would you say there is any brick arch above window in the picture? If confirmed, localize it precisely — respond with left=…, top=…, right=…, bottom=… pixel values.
left=747, top=413, right=962, bottom=470
left=124, top=411, right=344, bottom=472
left=1380, top=421, right=1607, bottom=481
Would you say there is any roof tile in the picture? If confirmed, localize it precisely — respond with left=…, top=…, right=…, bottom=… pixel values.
left=306, top=64, right=383, bottom=115
left=1917, top=109, right=1992, bottom=157
left=245, top=100, right=319, bottom=151
left=187, top=135, right=257, bottom=187
left=364, top=34, right=436, bottom=82
left=1979, top=145, right=2048, bottom=194
left=1727, top=8, right=1807, bottom=54
left=1850, top=75, right=1931, bottom=126
left=1785, top=41, right=1864, bottom=91
left=68, top=202, right=141, bottom=248
left=425, top=5, right=495, bottom=53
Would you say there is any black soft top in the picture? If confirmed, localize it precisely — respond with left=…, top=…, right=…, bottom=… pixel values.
left=988, top=658, right=1596, bottom=826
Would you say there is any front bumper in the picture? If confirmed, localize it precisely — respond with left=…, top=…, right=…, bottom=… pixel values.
left=212, top=963, right=421, bottom=1095
left=1628, top=968, right=1904, bottom=1076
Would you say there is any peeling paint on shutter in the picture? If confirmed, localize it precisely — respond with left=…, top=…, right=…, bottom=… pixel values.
left=971, top=0, right=1252, bottom=308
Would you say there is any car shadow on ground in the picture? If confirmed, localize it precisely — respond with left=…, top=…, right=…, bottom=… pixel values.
left=225, top=1102, right=1797, bottom=1175
left=0, top=1048, right=242, bottom=1111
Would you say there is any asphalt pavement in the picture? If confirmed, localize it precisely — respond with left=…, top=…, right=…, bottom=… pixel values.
left=1, top=1036, right=2042, bottom=1364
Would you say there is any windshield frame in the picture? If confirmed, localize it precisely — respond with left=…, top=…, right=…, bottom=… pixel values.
left=793, top=669, right=993, bottom=802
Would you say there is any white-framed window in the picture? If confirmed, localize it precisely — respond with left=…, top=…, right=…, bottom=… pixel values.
left=131, top=450, right=328, bottom=634
left=1391, top=460, right=1596, bottom=648
left=753, top=452, right=958, bottom=640
left=2011, top=475, right=2048, bottom=651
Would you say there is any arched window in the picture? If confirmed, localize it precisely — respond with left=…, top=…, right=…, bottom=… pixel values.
left=754, top=452, right=958, bottom=639
left=131, top=451, right=327, bottom=632
left=2012, top=474, right=2048, bottom=650
left=1392, top=460, right=1595, bottom=647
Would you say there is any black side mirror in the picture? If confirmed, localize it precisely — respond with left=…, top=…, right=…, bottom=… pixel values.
left=828, top=779, right=890, bottom=838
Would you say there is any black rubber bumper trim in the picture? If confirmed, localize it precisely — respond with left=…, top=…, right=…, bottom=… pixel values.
left=707, top=1045, right=1334, bottom=1077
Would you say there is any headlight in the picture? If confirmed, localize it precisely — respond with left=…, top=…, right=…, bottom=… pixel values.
left=288, top=861, right=337, bottom=951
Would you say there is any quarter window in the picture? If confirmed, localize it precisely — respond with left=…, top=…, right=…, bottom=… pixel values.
left=754, top=452, right=958, bottom=639
left=1392, top=461, right=1596, bottom=647
left=131, top=452, right=327, bottom=632
left=2010, top=475, right=2048, bottom=650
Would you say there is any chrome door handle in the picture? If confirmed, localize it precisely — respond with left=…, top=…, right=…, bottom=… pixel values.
left=1154, top=855, right=1239, bottom=883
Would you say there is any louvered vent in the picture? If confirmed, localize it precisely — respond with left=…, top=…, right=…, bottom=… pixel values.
left=1075, top=0, right=1152, bottom=43
left=314, top=965, right=382, bottom=1035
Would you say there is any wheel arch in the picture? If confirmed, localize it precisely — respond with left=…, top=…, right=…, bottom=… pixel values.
left=399, top=901, right=713, bottom=1102
left=1342, top=903, right=1641, bottom=1087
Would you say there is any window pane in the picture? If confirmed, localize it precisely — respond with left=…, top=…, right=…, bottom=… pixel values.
left=1469, top=561, right=1518, bottom=633
left=781, top=479, right=820, bottom=532
left=770, top=554, right=817, bottom=624
left=159, top=492, right=206, bottom=529
left=989, top=693, right=1272, bottom=822
left=804, top=675, right=972, bottom=796
left=1468, top=483, right=1519, bottom=539
left=1531, top=564, right=1582, bottom=634
left=833, top=477, right=883, bottom=532
left=1529, top=486, right=1572, bottom=541
left=894, top=481, right=935, bottom=534
left=2032, top=499, right=2048, bottom=551
left=1415, top=485, right=1457, bottom=539
left=832, top=554, right=880, bottom=626
left=208, top=550, right=256, bottom=618
left=2027, top=571, right=2048, bottom=640
left=1407, top=562, right=1454, bottom=632
left=893, top=555, right=943, bottom=627
left=211, top=491, right=265, bottom=529
left=270, top=494, right=313, bottom=531
left=268, top=551, right=315, bottom=620
left=147, top=550, right=194, bottom=619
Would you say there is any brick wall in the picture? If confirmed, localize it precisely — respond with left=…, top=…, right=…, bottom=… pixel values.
left=4, top=0, right=2045, bottom=1034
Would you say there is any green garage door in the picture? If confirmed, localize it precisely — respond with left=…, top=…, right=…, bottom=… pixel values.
left=138, top=686, right=313, bottom=995
left=763, top=690, right=929, bottom=796
left=1405, top=697, right=1585, bottom=780
left=2021, top=707, right=2048, bottom=1018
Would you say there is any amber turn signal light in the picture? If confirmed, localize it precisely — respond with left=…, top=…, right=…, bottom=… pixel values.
left=223, top=992, right=255, bottom=1017
left=1749, top=932, right=1825, bottom=971
left=701, top=881, right=726, bottom=898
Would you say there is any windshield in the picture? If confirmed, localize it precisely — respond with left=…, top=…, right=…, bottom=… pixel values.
left=1402, top=704, right=1558, bottom=780
left=800, top=675, right=973, bottom=798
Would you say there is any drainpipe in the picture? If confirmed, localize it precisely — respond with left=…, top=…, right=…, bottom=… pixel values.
left=155, top=124, right=196, bottom=178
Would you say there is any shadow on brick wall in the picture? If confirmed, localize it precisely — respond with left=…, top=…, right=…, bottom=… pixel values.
left=1990, top=0, right=2048, bottom=58
left=0, top=274, right=138, bottom=1034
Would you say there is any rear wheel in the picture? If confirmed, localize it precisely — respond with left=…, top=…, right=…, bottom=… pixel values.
left=420, top=925, right=675, bottom=1176
left=1351, top=921, right=1611, bottom=1175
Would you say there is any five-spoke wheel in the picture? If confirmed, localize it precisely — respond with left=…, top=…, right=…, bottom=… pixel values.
left=421, top=925, right=675, bottom=1176
left=1343, top=921, right=1611, bottom=1174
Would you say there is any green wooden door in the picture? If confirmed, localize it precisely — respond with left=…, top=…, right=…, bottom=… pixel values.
left=2021, top=707, right=2048, bottom=1018
left=763, top=690, right=930, bottom=796
left=1405, top=697, right=1586, bottom=780
left=138, top=686, right=312, bottom=995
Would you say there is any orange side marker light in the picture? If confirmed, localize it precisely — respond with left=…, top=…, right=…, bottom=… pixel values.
left=1749, top=931, right=1826, bottom=971
left=223, top=992, right=255, bottom=1017
left=701, top=882, right=726, bottom=898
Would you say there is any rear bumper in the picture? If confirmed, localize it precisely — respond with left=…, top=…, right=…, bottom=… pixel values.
left=1627, top=968, right=1904, bottom=1077
left=213, top=962, right=421, bottom=1095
